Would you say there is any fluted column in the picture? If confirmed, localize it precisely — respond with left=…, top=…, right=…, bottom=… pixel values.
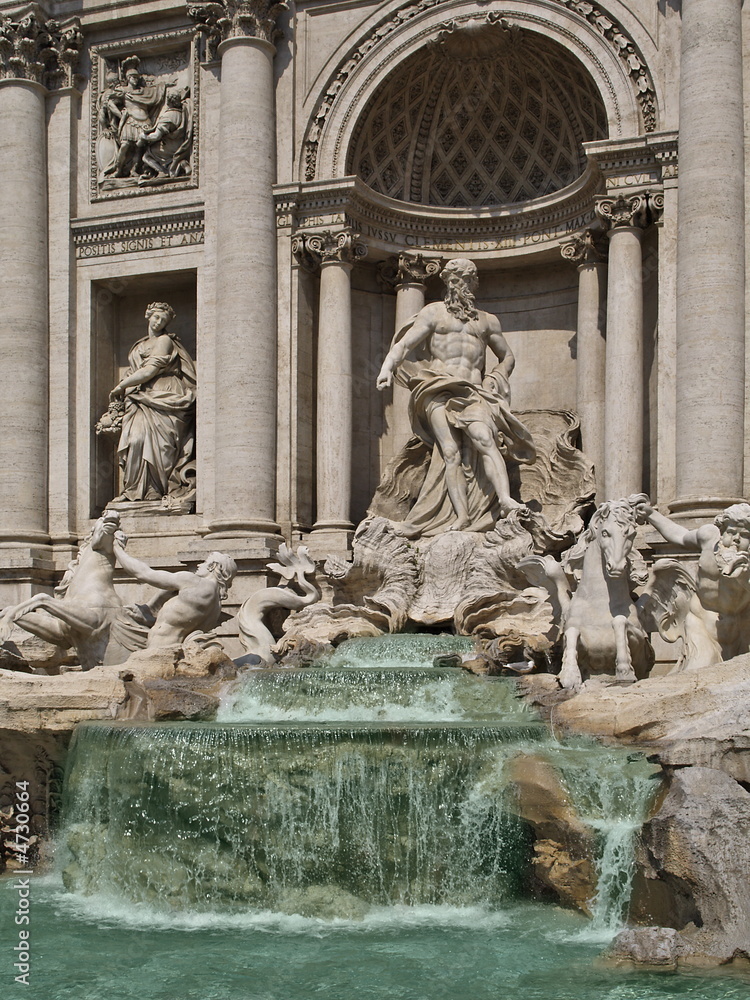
left=299, top=231, right=366, bottom=542
left=379, top=253, right=442, bottom=456
left=0, top=14, right=82, bottom=549
left=596, top=195, right=649, bottom=500
left=673, top=0, right=745, bottom=514
left=561, top=231, right=607, bottom=497
left=198, top=1, right=287, bottom=536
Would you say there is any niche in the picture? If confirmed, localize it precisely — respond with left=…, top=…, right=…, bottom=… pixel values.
left=91, top=270, right=197, bottom=514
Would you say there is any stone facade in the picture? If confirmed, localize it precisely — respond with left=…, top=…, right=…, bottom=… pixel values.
left=0, top=0, right=746, bottom=650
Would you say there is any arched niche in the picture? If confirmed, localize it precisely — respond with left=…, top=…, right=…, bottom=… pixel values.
left=305, top=0, right=658, bottom=188
left=347, top=23, right=608, bottom=209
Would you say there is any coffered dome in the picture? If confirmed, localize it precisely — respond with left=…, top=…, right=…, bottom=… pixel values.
left=348, top=23, right=608, bottom=208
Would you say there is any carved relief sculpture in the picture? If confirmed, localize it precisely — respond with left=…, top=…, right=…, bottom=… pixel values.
left=376, top=258, right=536, bottom=536
left=97, top=302, right=197, bottom=509
left=636, top=501, right=750, bottom=672
left=95, top=51, right=194, bottom=193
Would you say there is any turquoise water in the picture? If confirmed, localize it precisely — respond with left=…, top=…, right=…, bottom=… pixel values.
left=2, top=875, right=748, bottom=1000
left=17, top=635, right=747, bottom=999
left=323, top=634, right=477, bottom=669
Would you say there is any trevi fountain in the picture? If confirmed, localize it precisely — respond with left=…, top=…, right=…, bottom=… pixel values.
left=0, top=1, right=749, bottom=998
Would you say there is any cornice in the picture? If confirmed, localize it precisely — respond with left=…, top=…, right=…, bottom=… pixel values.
left=72, top=207, right=204, bottom=258
left=275, top=160, right=604, bottom=260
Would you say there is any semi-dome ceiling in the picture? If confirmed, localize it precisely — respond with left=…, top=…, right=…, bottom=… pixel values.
left=347, top=23, right=608, bottom=209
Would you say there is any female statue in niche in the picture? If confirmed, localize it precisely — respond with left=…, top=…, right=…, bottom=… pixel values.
left=100, top=301, right=197, bottom=506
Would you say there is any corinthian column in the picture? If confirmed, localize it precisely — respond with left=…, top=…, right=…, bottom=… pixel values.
left=561, top=231, right=607, bottom=497
left=596, top=195, right=649, bottom=500
left=673, top=0, right=745, bottom=515
left=299, top=230, right=367, bottom=549
left=195, top=0, right=287, bottom=537
left=379, top=253, right=442, bottom=457
left=0, top=13, right=81, bottom=553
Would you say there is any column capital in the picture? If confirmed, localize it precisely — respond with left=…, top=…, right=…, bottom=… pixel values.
left=0, top=9, right=84, bottom=89
left=377, top=251, right=443, bottom=291
left=560, top=228, right=608, bottom=266
left=187, top=0, right=287, bottom=58
left=296, top=229, right=368, bottom=268
left=595, top=193, right=655, bottom=232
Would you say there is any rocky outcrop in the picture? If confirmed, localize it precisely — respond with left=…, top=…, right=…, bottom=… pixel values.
left=529, top=655, right=750, bottom=966
left=548, top=656, right=750, bottom=782
left=624, top=766, right=750, bottom=966
left=506, top=754, right=597, bottom=914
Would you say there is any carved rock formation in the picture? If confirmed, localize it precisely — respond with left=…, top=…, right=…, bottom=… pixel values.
left=506, top=754, right=597, bottom=915
left=549, top=655, right=750, bottom=783
left=623, top=767, right=750, bottom=966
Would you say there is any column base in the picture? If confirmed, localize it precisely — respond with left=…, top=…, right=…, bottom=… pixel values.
left=308, top=524, right=354, bottom=560
left=667, top=496, right=746, bottom=525
left=205, top=517, right=282, bottom=538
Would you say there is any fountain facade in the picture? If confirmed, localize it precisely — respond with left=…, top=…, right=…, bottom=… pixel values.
left=1, top=0, right=750, bottom=987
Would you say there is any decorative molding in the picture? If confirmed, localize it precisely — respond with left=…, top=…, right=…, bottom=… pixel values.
left=296, top=228, right=368, bottom=267
left=89, top=29, right=199, bottom=203
left=303, top=0, right=656, bottom=182
left=187, top=0, right=287, bottom=55
left=72, top=210, right=205, bottom=259
left=0, top=8, right=83, bottom=89
left=560, top=228, right=608, bottom=264
left=378, top=251, right=444, bottom=290
left=278, top=163, right=603, bottom=259
left=585, top=131, right=678, bottom=192
left=547, top=0, right=656, bottom=132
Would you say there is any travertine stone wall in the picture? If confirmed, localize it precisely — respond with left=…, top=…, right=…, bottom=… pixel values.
left=0, top=0, right=747, bottom=608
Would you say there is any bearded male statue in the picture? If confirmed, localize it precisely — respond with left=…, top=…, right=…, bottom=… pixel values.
left=375, top=258, right=536, bottom=537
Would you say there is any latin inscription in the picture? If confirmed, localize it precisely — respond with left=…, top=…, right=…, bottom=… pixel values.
left=76, top=230, right=204, bottom=259
left=358, top=212, right=596, bottom=251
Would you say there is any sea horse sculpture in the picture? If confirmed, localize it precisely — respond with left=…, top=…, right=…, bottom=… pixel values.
left=236, top=545, right=320, bottom=663
left=520, top=496, right=654, bottom=690
left=0, top=511, right=132, bottom=670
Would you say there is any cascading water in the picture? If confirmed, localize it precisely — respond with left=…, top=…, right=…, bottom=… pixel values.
left=60, top=636, right=659, bottom=930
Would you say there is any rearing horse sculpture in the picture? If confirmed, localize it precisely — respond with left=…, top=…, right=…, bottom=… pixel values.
left=0, top=511, right=132, bottom=669
left=520, top=497, right=654, bottom=690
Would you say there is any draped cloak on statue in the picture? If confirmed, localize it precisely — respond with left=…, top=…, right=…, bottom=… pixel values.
left=387, top=316, right=536, bottom=536
left=117, top=333, right=196, bottom=501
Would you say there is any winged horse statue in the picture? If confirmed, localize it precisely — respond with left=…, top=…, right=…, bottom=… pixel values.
left=520, top=496, right=654, bottom=690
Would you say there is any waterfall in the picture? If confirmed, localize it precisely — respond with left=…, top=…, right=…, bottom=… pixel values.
left=62, top=722, right=542, bottom=915
left=545, top=743, right=660, bottom=934
left=60, top=637, right=660, bottom=929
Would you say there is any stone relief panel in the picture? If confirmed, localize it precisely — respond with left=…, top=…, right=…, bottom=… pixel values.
left=90, top=31, right=199, bottom=201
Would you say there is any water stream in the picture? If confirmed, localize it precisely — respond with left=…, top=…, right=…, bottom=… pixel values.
left=8, top=635, right=747, bottom=999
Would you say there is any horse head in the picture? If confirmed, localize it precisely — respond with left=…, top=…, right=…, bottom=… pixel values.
left=590, top=500, right=638, bottom=579
left=89, top=510, right=125, bottom=554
